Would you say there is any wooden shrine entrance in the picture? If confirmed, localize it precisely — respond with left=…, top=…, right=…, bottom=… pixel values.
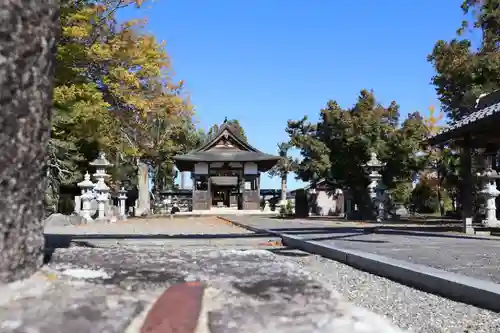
left=211, top=176, right=240, bottom=209
left=173, top=119, right=280, bottom=211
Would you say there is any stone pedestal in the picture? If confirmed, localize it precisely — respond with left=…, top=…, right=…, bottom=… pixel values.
left=80, top=191, right=94, bottom=222
left=73, top=196, right=81, bottom=215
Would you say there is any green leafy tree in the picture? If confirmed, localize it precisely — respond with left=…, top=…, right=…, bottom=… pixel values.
left=428, top=0, right=500, bottom=122
left=268, top=142, right=296, bottom=201
left=286, top=90, right=428, bottom=217
left=50, top=0, right=199, bottom=210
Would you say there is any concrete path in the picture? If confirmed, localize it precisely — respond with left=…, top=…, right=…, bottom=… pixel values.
left=219, top=216, right=463, bottom=233
left=223, top=216, right=500, bottom=314
left=300, top=232, right=500, bottom=283
left=223, top=216, right=500, bottom=283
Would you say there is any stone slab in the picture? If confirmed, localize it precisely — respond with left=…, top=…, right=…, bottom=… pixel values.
left=0, top=274, right=145, bottom=333
left=1, top=247, right=406, bottom=333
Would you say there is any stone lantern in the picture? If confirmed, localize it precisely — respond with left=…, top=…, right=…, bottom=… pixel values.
left=477, top=166, right=500, bottom=227
left=77, top=171, right=95, bottom=222
left=363, top=152, right=387, bottom=222
left=89, top=152, right=113, bottom=221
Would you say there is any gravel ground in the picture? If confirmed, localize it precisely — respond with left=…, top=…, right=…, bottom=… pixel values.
left=283, top=250, right=500, bottom=333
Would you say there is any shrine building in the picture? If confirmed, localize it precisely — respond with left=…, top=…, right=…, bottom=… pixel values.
left=173, top=120, right=280, bottom=211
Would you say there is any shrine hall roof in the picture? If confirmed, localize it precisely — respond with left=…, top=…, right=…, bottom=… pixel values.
left=173, top=120, right=280, bottom=172
left=174, top=150, right=280, bottom=163
left=427, top=90, right=500, bottom=145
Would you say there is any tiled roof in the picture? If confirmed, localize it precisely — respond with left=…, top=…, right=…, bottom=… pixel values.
left=427, top=90, right=500, bottom=144
left=174, top=150, right=279, bottom=162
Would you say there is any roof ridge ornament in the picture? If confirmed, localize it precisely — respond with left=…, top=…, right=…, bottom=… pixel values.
left=476, top=93, right=488, bottom=108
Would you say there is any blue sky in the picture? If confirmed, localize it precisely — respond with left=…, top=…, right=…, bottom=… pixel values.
left=118, top=1, right=471, bottom=190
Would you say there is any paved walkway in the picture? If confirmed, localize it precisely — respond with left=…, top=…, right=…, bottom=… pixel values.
left=226, top=216, right=500, bottom=284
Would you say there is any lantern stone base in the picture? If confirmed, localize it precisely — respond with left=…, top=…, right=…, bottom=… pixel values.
left=482, top=219, right=500, bottom=228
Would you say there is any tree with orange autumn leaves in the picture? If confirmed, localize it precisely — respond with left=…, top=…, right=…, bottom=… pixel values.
left=417, top=105, right=460, bottom=215
left=47, top=0, right=200, bottom=211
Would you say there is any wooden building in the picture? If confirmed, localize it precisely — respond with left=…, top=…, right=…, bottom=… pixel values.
left=173, top=120, right=280, bottom=211
left=427, top=90, right=500, bottom=233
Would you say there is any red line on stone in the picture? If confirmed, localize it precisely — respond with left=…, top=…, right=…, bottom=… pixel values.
left=141, top=282, right=205, bottom=333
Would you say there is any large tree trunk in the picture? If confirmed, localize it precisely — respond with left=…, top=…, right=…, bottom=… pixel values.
left=280, top=173, right=287, bottom=202
left=0, top=0, right=59, bottom=283
left=437, top=184, right=445, bottom=217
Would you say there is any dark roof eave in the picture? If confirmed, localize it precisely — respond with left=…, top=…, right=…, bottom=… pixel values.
left=426, top=100, right=500, bottom=146
left=426, top=113, right=500, bottom=146
left=173, top=155, right=279, bottom=172
left=173, top=153, right=280, bottom=163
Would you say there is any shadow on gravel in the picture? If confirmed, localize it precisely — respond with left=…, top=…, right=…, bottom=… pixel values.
left=267, top=247, right=311, bottom=257
left=269, top=225, right=462, bottom=233
left=268, top=227, right=374, bottom=234
left=298, top=232, right=379, bottom=242
left=375, top=229, right=500, bottom=241
left=281, top=227, right=498, bottom=242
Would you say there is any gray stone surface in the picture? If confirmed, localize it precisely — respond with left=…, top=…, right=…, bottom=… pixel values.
left=44, top=213, right=85, bottom=227
left=302, top=232, right=500, bottom=283
left=0, top=280, right=144, bottom=333
left=0, top=0, right=59, bottom=283
left=0, top=247, right=406, bottom=332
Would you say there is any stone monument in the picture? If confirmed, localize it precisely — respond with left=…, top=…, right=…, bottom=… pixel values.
left=136, top=161, right=150, bottom=216
left=0, top=0, right=59, bottom=283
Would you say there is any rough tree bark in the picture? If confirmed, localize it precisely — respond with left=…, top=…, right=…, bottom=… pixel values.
left=0, top=0, right=59, bottom=283
left=280, top=173, right=287, bottom=202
